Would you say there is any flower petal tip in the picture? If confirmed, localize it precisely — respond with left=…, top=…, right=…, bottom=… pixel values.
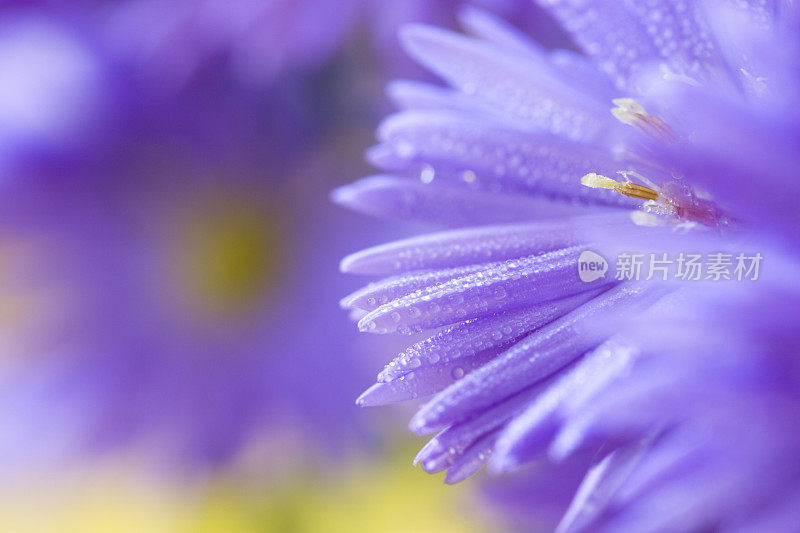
left=331, top=181, right=386, bottom=227
left=420, top=457, right=448, bottom=474
left=357, top=310, right=399, bottom=334
left=487, top=453, right=518, bottom=475
left=356, top=382, right=414, bottom=407
left=339, top=293, right=355, bottom=309
left=339, top=247, right=379, bottom=275
left=355, top=384, right=382, bottom=407
left=408, top=413, right=437, bottom=435
left=398, top=23, right=437, bottom=56
left=413, top=438, right=443, bottom=467
left=329, top=183, right=356, bottom=209
left=356, top=315, right=377, bottom=333
left=443, top=468, right=471, bottom=485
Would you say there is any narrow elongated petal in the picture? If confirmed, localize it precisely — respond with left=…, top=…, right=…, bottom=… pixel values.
left=536, top=0, right=661, bottom=88
left=340, top=213, right=629, bottom=275
left=443, top=429, right=499, bottom=484
left=377, top=110, right=635, bottom=205
left=356, top=346, right=504, bottom=406
left=341, top=265, right=487, bottom=311
left=399, top=24, right=610, bottom=140
left=548, top=49, right=616, bottom=100
left=457, top=6, right=614, bottom=100
left=622, top=0, right=730, bottom=82
left=388, top=80, right=469, bottom=111
left=331, top=175, right=574, bottom=227
left=492, top=339, right=638, bottom=469
left=458, top=6, right=545, bottom=59
left=409, top=284, right=655, bottom=433
left=358, top=247, right=613, bottom=334
left=378, top=291, right=601, bottom=382
left=416, top=381, right=556, bottom=472
left=556, top=444, right=650, bottom=533
left=386, top=80, right=512, bottom=125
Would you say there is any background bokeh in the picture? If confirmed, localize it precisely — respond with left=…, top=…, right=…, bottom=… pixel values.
left=0, top=1, right=570, bottom=531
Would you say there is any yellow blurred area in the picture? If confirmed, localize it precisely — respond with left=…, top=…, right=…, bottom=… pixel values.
left=0, top=466, right=190, bottom=533
left=0, top=443, right=495, bottom=533
left=0, top=238, right=70, bottom=359
left=0, top=240, right=44, bottom=326
left=168, top=192, right=286, bottom=321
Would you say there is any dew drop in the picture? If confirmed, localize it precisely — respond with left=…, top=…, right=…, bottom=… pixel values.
left=395, top=140, right=416, bottom=158
left=420, top=164, right=435, bottom=184
left=492, top=286, right=508, bottom=300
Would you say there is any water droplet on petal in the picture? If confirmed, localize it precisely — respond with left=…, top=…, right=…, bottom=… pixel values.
left=420, top=164, right=435, bottom=184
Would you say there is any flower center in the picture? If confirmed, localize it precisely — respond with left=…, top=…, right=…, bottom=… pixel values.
left=169, top=195, right=284, bottom=321
left=581, top=99, right=728, bottom=228
left=581, top=170, right=726, bottom=227
left=581, top=172, right=660, bottom=201
left=611, top=98, right=676, bottom=143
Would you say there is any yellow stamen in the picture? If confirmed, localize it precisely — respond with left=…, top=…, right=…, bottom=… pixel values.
left=581, top=173, right=660, bottom=201
left=611, top=98, right=675, bottom=142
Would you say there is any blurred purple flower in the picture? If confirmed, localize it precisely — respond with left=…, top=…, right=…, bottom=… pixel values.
left=0, top=1, right=558, bottom=180
left=102, top=0, right=361, bottom=90
left=20, top=0, right=558, bottom=94
left=337, top=2, right=800, bottom=530
left=0, top=158, right=383, bottom=469
left=0, top=1, right=396, bottom=471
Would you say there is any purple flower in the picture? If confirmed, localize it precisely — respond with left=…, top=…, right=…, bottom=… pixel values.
left=0, top=1, right=555, bottom=181
left=0, top=152, right=386, bottom=472
left=337, top=2, right=800, bottom=530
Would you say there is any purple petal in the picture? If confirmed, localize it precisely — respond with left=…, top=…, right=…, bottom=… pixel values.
left=376, top=110, right=635, bottom=205
left=399, top=24, right=610, bottom=140
left=378, top=292, right=601, bottom=382
left=416, top=381, right=555, bottom=473
left=340, top=213, right=630, bottom=275
left=408, top=284, right=656, bottom=433
left=457, top=5, right=546, bottom=59
left=443, top=429, right=499, bottom=484
left=556, top=443, right=650, bottom=533
left=341, top=265, right=488, bottom=311
left=358, top=247, right=613, bottom=334
left=331, top=174, right=578, bottom=227
left=535, top=0, right=661, bottom=88
left=492, top=339, right=638, bottom=470
left=356, top=345, right=504, bottom=407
